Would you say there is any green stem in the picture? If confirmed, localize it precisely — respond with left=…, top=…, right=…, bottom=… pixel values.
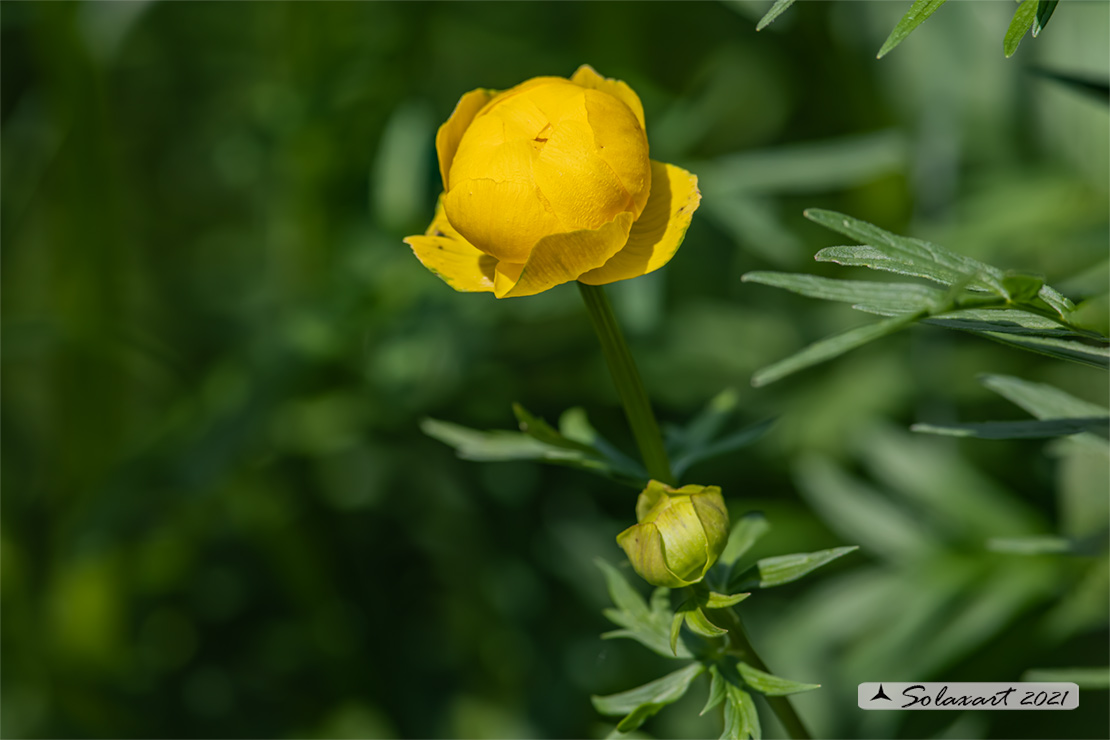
left=577, top=282, right=674, bottom=485
left=714, top=606, right=813, bottom=740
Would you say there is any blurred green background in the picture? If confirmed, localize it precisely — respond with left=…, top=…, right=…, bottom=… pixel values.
left=2, top=2, right=1107, bottom=738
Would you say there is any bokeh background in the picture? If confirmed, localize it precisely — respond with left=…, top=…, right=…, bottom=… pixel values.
left=2, top=2, right=1107, bottom=738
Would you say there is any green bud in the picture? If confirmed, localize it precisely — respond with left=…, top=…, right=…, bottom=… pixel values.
left=616, top=480, right=729, bottom=589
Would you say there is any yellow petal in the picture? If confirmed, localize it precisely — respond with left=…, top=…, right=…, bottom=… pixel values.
left=403, top=196, right=497, bottom=293
left=578, top=161, right=700, bottom=286
left=570, top=64, right=647, bottom=133
left=444, top=177, right=561, bottom=264
left=583, top=88, right=651, bottom=217
left=498, top=212, right=634, bottom=298
left=534, top=116, right=631, bottom=231
left=435, top=88, right=498, bottom=192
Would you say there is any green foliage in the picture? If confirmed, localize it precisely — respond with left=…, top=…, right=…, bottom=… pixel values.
left=877, top=0, right=949, bottom=59
left=754, top=0, right=797, bottom=32
left=743, top=210, right=1110, bottom=385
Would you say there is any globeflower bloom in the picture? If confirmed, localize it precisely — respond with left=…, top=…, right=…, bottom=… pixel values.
left=405, top=66, right=701, bottom=298
left=617, top=480, right=729, bottom=589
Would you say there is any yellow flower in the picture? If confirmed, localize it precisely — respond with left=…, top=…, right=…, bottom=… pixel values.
left=617, top=480, right=729, bottom=589
left=404, top=66, right=701, bottom=298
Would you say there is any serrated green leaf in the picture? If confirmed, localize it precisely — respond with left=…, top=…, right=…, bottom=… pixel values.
left=1004, top=0, right=1039, bottom=58
left=592, top=662, right=705, bottom=730
left=737, top=662, right=820, bottom=696
left=743, top=271, right=945, bottom=313
left=721, top=684, right=761, bottom=740
left=912, top=417, right=1110, bottom=440
left=705, top=591, right=751, bottom=609
left=807, top=209, right=1005, bottom=291
left=685, top=606, right=728, bottom=639
left=1032, top=0, right=1059, bottom=37
left=877, top=0, right=949, bottom=58
left=756, top=0, right=796, bottom=31
left=701, top=665, right=727, bottom=716
left=1022, top=667, right=1110, bottom=689
left=733, top=546, right=859, bottom=590
left=980, top=375, right=1110, bottom=419
left=751, top=312, right=923, bottom=387
left=721, top=512, right=771, bottom=567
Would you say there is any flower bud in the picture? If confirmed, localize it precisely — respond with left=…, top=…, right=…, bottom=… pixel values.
left=616, top=480, right=729, bottom=589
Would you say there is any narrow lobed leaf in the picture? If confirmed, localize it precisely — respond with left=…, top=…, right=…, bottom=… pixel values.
left=513, top=403, right=600, bottom=454
left=596, top=559, right=650, bottom=621
left=756, top=0, right=797, bottom=31
left=671, top=418, right=777, bottom=478
left=721, top=684, right=762, bottom=740
left=737, top=662, right=821, bottom=696
left=912, top=417, right=1110, bottom=440
left=752, top=312, right=923, bottom=387
left=980, top=375, right=1110, bottom=420
left=720, top=512, right=771, bottom=566
left=701, top=665, right=727, bottom=716
left=734, top=546, right=859, bottom=590
left=877, top=0, right=949, bottom=59
left=1004, top=0, right=1039, bottom=58
left=704, top=591, right=751, bottom=609
left=684, top=606, right=729, bottom=639
left=742, top=271, right=943, bottom=315
left=1032, top=0, right=1059, bottom=37
left=592, top=662, right=706, bottom=724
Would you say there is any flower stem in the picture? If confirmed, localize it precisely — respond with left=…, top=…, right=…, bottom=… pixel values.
left=714, top=606, right=813, bottom=740
left=577, top=282, right=675, bottom=485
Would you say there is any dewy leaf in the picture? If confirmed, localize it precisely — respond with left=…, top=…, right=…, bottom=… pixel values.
left=756, top=0, right=796, bottom=31
left=721, top=684, right=761, bottom=740
left=720, top=512, right=771, bottom=567
left=877, top=0, right=950, bottom=59
left=1032, top=0, right=1059, bottom=37
left=912, top=417, right=1110, bottom=440
left=1004, top=0, right=1039, bottom=58
left=701, top=665, right=727, bottom=716
left=806, top=209, right=1005, bottom=292
left=591, top=662, right=705, bottom=724
left=737, top=662, right=821, bottom=696
left=733, top=546, right=859, bottom=591
left=742, top=272, right=943, bottom=315
left=751, top=312, right=923, bottom=387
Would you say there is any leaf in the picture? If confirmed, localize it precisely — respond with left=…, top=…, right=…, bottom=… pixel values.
left=513, top=403, right=599, bottom=454
left=1001, top=272, right=1045, bottom=302
left=721, top=684, right=761, bottom=740
left=671, top=418, right=776, bottom=478
left=597, top=559, right=693, bottom=659
left=742, top=271, right=943, bottom=315
left=1028, top=67, right=1110, bottom=104
left=685, top=605, right=729, bottom=639
left=670, top=388, right=741, bottom=455
left=737, top=662, right=820, bottom=696
left=1021, top=667, right=1110, bottom=689
left=701, top=665, right=727, bottom=716
left=755, top=0, right=796, bottom=31
left=980, top=375, right=1110, bottom=420
left=806, top=209, right=1005, bottom=292
left=559, top=407, right=646, bottom=478
left=751, top=312, right=923, bottom=387
left=877, top=0, right=949, bottom=59
left=720, top=512, right=771, bottom=567
left=704, top=591, right=751, bottom=609
left=1004, top=0, right=1039, bottom=58
left=1032, top=0, right=1059, bottom=37
left=969, top=330, right=1110, bottom=369
left=912, top=417, right=1110, bottom=440
left=592, top=662, right=706, bottom=730
left=732, top=546, right=859, bottom=591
